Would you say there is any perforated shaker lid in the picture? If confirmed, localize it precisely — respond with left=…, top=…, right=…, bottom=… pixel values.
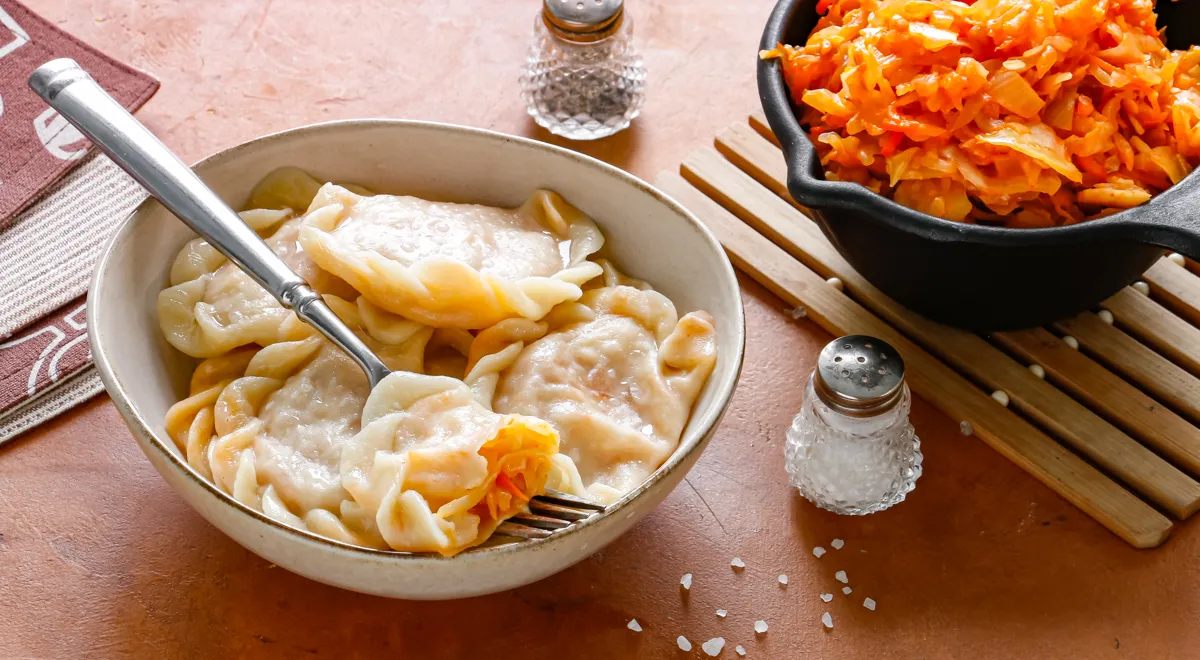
left=814, top=335, right=906, bottom=416
left=543, top=0, right=624, bottom=40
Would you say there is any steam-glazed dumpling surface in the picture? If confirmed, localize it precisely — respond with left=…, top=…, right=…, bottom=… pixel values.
left=297, top=184, right=605, bottom=328
left=468, top=286, right=719, bottom=504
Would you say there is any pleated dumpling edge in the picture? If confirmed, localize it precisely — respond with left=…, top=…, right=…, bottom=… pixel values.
left=296, top=184, right=605, bottom=329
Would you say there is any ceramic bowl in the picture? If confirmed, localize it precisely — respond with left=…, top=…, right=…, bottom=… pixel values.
left=89, top=120, right=745, bottom=600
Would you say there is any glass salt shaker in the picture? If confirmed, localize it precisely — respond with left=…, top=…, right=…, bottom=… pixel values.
left=519, top=0, right=646, bottom=140
left=784, top=335, right=922, bottom=515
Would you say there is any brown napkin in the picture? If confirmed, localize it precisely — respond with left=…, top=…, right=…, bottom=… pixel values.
left=0, top=0, right=158, bottom=444
left=0, top=0, right=157, bottom=225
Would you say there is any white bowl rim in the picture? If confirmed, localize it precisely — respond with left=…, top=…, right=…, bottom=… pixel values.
left=89, top=118, right=746, bottom=562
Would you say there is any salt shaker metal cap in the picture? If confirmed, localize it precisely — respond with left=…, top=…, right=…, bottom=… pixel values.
left=814, top=335, right=905, bottom=417
left=543, top=0, right=625, bottom=41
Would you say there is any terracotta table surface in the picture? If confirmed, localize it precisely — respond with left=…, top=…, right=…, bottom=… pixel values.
left=3, top=1, right=1200, bottom=658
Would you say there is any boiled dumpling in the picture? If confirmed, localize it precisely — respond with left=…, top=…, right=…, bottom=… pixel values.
left=422, top=328, right=474, bottom=379
left=158, top=213, right=359, bottom=358
left=465, top=286, right=719, bottom=504
left=296, top=184, right=605, bottom=329
left=243, top=167, right=325, bottom=213
left=244, top=166, right=374, bottom=212
left=164, top=345, right=261, bottom=480
left=164, top=296, right=432, bottom=548
left=339, top=371, right=559, bottom=556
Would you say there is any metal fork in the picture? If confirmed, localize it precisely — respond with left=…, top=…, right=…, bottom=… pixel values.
left=496, top=489, right=608, bottom=539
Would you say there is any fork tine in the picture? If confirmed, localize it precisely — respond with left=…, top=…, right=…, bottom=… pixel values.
left=495, top=521, right=554, bottom=539
left=536, top=489, right=607, bottom=512
left=493, top=490, right=606, bottom=541
left=528, top=499, right=595, bottom=521
left=508, top=513, right=573, bottom=530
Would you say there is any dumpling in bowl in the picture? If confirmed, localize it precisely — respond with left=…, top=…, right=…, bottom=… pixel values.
left=296, top=184, right=605, bottom=329
left=164, top=344, right=261, bottom=475
left=465, top=285, right=719, bottom=504
left=339, top=372, right=560, bottom=556
left=164, top=297, right=433, bottom=548
left=158, top=212, right=359, bottom=358
left=243, top=166, right=374, bottom=212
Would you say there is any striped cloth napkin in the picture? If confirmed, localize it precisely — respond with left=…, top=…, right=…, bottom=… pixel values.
left=0, top=0, right=157, bottom=444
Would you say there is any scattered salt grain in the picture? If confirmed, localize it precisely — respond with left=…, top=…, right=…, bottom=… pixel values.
left=702, top=637, right=726, bottom=657
left=1028, top=364, right=1045, bottom=379
left=754, top=620, right=768, bottom=634
left=820, top=593, right=833, bottom=602
left=735, top=645, right=747, bottom=657
left=716, top=609, right=728, bottom=618
left=991, top=390, right=1010, bottom=407
left=1169, top=252, right=1187, bottom=266
left=731, top=557, right=746, bottom=569
left=786, top=306, right=808, bottom=320
left=1098, top=309, right=1115, bottom=325
left=835, top=570, right=848, bottom=584
left=864, top=597, right=877, bottom=611
left=827, top=277, right=844, bottom=291
left=778, top=574, right=789, bottom=586
left=681, top=573, right=693, bottom=590
left=1133, top=281, right=1150, bottom=295
left=959, top=421, right=973, bottom=436
left=831, top=538, right=844, bottom=550
left=812, top=546, right=826, bottom=558
left=822, top=612, right=833, bottom=629
left=678, top=636, right=693, bottom=651
left=1063, top=335, right=1080, bottom=350
left=627, top=619, right=642, bottom=632
left=843, top=586, right=852, bottom=595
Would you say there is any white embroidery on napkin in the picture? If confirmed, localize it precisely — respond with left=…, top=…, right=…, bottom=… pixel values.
left=33, top=108, right=88, bottom=161
left=0, top=5, right=29, bottom=60
left=0, top=304, right=86, bottom=396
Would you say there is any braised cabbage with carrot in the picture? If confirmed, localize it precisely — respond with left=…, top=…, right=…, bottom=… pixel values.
left=761, top=0, right=1200, bottom=227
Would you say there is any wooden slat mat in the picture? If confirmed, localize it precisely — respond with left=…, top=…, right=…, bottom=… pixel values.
left=656, top=112, right=1200, bottom=548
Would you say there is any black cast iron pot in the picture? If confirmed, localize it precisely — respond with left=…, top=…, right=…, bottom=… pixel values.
left=759, top=0, right=1200, bottom=331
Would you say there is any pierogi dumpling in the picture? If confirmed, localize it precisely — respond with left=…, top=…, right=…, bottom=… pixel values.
left=466, top=286, right=719, bottom=504
left=164, top=297, right=433, bottom=548
left=158, top=213, right=359, bottom=358
left=243, top=166, right=374, bottom=212
left=340, top=372, right=559, bottom=556
left=296, top=184, right=605, bottom=329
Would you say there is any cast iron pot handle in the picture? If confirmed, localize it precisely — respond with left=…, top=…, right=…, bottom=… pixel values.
left=1120, top=172, right=1200, bottom=259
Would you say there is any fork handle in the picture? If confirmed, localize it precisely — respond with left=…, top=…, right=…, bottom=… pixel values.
left=29, top=58, right=391, bottom=387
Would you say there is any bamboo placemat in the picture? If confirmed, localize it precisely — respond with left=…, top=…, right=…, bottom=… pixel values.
left=656, top=112, right=1200, bottom=548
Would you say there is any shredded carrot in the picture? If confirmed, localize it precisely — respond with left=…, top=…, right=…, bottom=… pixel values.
left=1076, top=154, right=1108, bottom=178
left=761, top=0, right=1200, bottom=225
left=495, top=472, right=530, bottom=502
left=880, top=131, right=905, bottom=156
left=1076, top=95, right=1094, bottom=118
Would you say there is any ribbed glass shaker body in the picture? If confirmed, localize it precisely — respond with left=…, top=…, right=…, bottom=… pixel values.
left=784, top=336, right=923, bottom=515
left=519, top=0, right=646, bottom=140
